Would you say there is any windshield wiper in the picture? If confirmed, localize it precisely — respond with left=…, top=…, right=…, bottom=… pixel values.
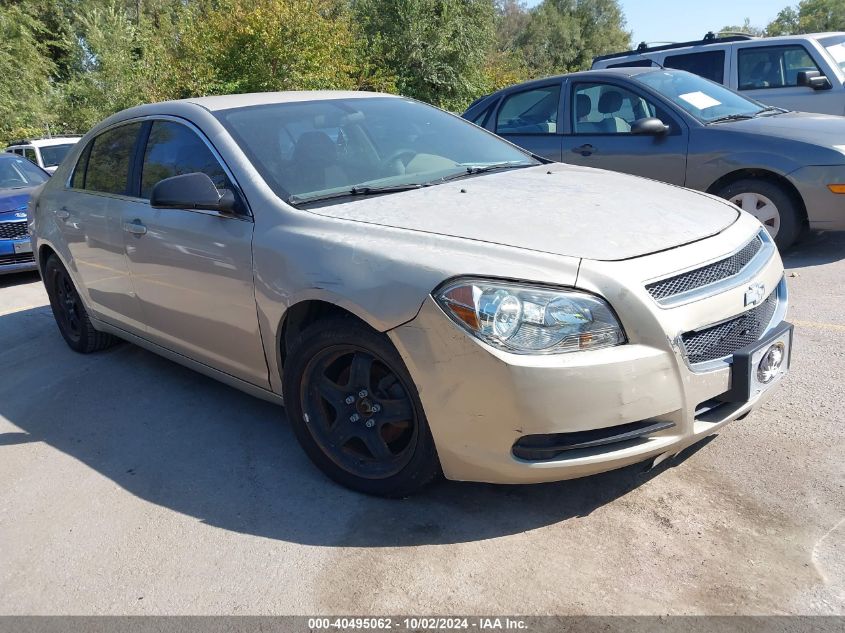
left=434, top=161, right=534, bottom=184
left=754, top=106, right=788, bottom=117
left=288, top=183, right=424, bottom=205
left=707, top=113, right=755, bottom=124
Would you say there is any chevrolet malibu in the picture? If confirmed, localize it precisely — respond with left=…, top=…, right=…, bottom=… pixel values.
left=29, top=92, right=792, bottom=496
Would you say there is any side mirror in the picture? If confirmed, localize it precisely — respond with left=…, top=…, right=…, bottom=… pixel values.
left=150, top=172, right=237, bottom=213
left=796, top=70, right=831, bottom=90
left=631, top=117, right=669, bottom=135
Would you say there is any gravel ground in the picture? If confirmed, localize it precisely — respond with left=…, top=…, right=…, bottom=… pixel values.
left=0, top=231, right=842, bottom=615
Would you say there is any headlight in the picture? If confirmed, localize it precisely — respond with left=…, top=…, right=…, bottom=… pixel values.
left=434, top=278, right=626, bottom=354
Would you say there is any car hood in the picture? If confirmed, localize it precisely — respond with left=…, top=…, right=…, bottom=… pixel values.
left=304, top=164, right=739, bottom=261
left=0, top=187, right=34, bottom=219
left=722, top=111, right=845, bottom=147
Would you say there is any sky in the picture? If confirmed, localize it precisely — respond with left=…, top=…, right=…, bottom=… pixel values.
left=525, top=0, right=785, bottom=45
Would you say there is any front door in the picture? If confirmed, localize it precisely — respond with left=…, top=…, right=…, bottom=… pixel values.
left=562, top=81, right=689, bottom=185
left=122, top=119, right=269, bottom=388
left=492, top=83, right=563, bottom=161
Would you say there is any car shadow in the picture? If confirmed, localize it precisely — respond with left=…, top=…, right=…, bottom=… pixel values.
left=0, top=305, right=713, bottom=548
left=783, top=230, right=845, bottom=269
left=0, top=270, right=39, bottom=289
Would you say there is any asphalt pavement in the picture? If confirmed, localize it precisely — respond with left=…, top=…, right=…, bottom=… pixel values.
left=0, top=232, right=842, bottom=615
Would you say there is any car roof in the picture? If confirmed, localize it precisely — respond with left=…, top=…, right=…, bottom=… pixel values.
left=180, top=90, right=400, bottom=112
left=7, top=137, right=81, bottom=148
left=596, top=31, right=845, bottom=63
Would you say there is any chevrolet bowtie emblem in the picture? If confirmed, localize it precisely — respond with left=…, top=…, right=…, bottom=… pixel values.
left=744, top=282, right=766, bottom=307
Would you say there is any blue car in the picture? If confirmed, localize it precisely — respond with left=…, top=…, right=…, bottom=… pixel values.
left=0, top=153, right=48, bottom=274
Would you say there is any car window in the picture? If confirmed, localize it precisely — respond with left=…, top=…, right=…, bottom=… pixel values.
left=819, top=34, right=845, bottom=72
left=140, top=121, right=232, bottom=199
left=665, top=50, right=726, bottom=83
left=71, top=141, right=92, bottom=189
left=23, top=148, right=37, bottom=164
left=215, top=97, right=537, bottom=204
left=470, top=104, right=493, bottom=127
left=0, top=155, right=49, bottom=188
left=738, top=45, right=822, bottom=90
left=39, top=144, right=75, bottom=168
left=84, top=123, right=142, bottom=195
left=496, top=85, right=561, bottom=134
left=572, top=82, right=663, bottom=134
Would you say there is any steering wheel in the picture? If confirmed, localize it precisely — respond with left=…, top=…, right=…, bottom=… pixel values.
left=380, top=148, right=417, bottom=175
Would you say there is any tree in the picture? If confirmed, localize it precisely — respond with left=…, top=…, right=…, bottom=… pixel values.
left=178, top=0, right=358, bottom=96
left=499, top=0, right=630, bottom=78
left=0, top=3, right=56, bottom=140
left=353, top=0, right=497, bottom=111
left=767, top=0, right=845, bottom=35
left=719, top=18, right=765, bottom=37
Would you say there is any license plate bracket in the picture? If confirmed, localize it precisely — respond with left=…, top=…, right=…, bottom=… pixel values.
left=721, top=321, right=793, bottom=403
left=13, top=240, right=32, bottom=254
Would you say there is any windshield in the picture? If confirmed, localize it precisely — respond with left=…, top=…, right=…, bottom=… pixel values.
left=215, top=97, right=538, bottom=204
left=0, top=155, right=48, bottom=189
left=39, top=143, right=76, bottom=168
left=637, top=69, right=768, bottom=123
left=819, top=35, right=845, bottom=72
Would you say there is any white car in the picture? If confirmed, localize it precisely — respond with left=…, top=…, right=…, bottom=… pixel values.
left=6, top=136, right=82, bottom=174
left=592, top=32, right=845, bottom=116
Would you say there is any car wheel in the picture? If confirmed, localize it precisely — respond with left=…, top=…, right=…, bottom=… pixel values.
left=44, top=254, right=117, bottom=353
left=283, top=317, right=440, bottom=497
left=717, top=179, right=802, bottom=250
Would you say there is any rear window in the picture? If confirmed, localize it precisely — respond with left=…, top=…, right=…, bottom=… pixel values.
left=665, top=50, right=726, bottom=84
left=83, top=123, right=142, bottom=195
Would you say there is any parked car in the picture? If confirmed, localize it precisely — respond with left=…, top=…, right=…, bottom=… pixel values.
left=30, top=92, right=791, bottom=496
left=6, top=136, right=82, bottom=174
left=592, top=32, right=845, bottom=116
left=464, top=67, right=845, bottom=249
left=0, top=153, right=47, bottom=274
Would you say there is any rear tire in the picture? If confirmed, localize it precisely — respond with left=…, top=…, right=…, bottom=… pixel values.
left=282, top=316, right=440, bottom=497
left=44, top=254, right=117, bottom=353
left=717, top=179, right=802, bottom=250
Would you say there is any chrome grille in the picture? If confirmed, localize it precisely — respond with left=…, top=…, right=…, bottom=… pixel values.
left=681, top=288, right=778, bottom=365
left=0, top=220, right=28, bottom=240
left=647, top=235, right=763, bottom=302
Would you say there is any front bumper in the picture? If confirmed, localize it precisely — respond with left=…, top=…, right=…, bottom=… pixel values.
left=0, top=238, right=36, bottom=275
left=789, top=165, right=845, bottom=230
left=389, top=215, right=789, bottom=484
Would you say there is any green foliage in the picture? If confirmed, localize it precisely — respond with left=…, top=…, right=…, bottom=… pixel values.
left=178, top=0, right=358, bottom=96
left=353, top=0, right=496, bottom=111
left=766, top=0, right=845, bottom=35
left=0, top=0, right=630, bottom=142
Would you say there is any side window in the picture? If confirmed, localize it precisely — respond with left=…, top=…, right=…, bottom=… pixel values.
left=71, top=141, right=93, bottom=189
left=23, top=148, right=37, bottom=164
left=140, top=120, right=231, bottom=199
left=738, top=45, right=821, bottom=90
left=470, top=104, right=493, bottom=127
left=664, top=50, right=726, bottom=83
left=496, top=85, right=561, bottom=135
left=573, top=82, right=667, bottom=134
left=85, top=123, right=142, bottom=195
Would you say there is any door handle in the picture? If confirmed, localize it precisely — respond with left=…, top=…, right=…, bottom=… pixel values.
left=55, top=208, right=70, bottom=220
left=123, top=219, right=147, bottom=236
left=572, top=144, right=596, bottom=156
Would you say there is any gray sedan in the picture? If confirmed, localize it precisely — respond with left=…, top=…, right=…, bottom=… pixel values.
left=464, top=68, right=845, bottom=249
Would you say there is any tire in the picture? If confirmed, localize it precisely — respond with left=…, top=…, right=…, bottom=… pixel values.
left=282, top=316, right=440, bottom=497
left=716, top=179, right=802, bottom=250
left=44, top=254, right=117, bottom=353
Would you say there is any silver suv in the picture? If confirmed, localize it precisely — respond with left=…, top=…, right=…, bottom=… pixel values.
left=592, top=32, right=845, bottom=116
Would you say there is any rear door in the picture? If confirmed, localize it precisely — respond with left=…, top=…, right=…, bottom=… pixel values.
left=121, top=118, right=268, bottom=387
left=492, top=82, right=563, bottom=161
left=561, top=79, right=689, bottom=185
left=44, top=123, right=147, bottom=334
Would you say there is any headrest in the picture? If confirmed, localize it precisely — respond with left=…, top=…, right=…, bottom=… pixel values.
left=598, top=90, right=623, bottom=114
